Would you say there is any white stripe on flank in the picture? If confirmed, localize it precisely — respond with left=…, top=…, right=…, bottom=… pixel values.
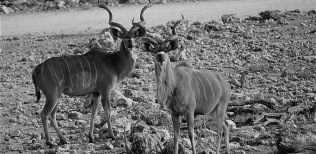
left=61, top=56, right=73, bottom=88
left=41, top=62, right=44, bottom=81
left=70, top=57, right=79, bottom=88
left=89, top=55, right=97, bottom=86
left=192, top=72, right=207, bottom=101
left=49, top=60, right=60, bottom=85
left=47, top=60, right=58, bottom=83
left=57, top=58, right=65, bottom=82
left=75, top=56, right=84, bottom=88
left=83, top=55, right=91, bottom=86
left=200, top=72, right=213, bottom=99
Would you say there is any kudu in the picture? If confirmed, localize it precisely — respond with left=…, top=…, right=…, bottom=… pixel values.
left=31, top=1, right=151, bottom=147
left=141, top=18, right=231, bottom=154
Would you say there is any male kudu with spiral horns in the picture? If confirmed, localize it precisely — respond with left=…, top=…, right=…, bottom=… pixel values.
left=31, top=0, right=152, bottom=147
left=141, top=17, right=231, bottom=154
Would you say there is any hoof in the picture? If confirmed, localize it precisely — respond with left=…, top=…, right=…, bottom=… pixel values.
left=94, top=124, right=101, bottom=129
left=46, top=142, right=54, bottom=148
left=110, top=134, right=116, bottom=140
left=95, top=121, right=106, bottom=129
left=58, top=140, right=68, bottom=145
left=89, top=139, right=95, bottom=143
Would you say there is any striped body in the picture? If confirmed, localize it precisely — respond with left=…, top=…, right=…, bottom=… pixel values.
left=32, top=45, right=135, bottom=147
left=33, top=47, right=134, bottom=97
left=32, top=1, right=151, bottom=147
left=154, top=57, right=231, bottom=154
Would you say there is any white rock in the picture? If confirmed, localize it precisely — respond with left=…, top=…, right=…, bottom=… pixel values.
left=75, top=120, right=87, bottom=126
left=103, top=142, right=114, bottom=150
left=115, top=97, right=133, bottom=107
left=158, top=0, right=168, bottom=4
left=114, top=117, right=131, bottom=133
left=157, top=129, right=171, bottom=142
left=226, top=119, right=237, bottom=130
left=68, top=111, right=83, bottom=119
left=57, top=1, right=65, bottom=9
left=56, top=113, right=67, bottom=120
left=0, top=5, right=10, bottom=14
left=10, top=130, right=22, bottom=137
left=32, top=150, right=45, bottom=154
left=181, top=138, right=191, bottom=148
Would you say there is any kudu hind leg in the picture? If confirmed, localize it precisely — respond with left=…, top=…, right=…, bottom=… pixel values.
left=222, top=119, right=230, bottom=154
left=41, top=95, right=59, bottom=147
left=215, top=100, right=230, bottom=154
left=186, top=112, right=196, bottom=154
left=49, top=105, right=67, bottom=145
left=88, top=93, right=101, bottom=143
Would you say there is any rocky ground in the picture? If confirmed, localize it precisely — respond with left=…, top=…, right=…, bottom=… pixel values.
left=1, top=8, right=316, bottom=154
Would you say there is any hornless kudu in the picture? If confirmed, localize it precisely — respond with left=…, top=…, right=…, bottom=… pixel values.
left=31, top=1, right=152, bottom=147
left=141, top=18, right=231, bottom=154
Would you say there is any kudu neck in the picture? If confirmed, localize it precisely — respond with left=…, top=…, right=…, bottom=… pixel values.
left=114, top=41, right=135, bottom=81
left=155, top=57, right=177, bottom=108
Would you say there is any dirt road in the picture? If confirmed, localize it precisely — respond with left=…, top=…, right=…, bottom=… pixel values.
left=1, top=0, right=315, bottom=36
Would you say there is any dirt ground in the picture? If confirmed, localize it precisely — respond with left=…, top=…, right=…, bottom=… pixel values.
left=1, top=1, right=316, bottom=154
left=1, top=0, right=315, bottom=36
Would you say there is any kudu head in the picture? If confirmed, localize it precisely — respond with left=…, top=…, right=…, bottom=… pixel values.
left=98, top=0, right=152, bottom=51
left=141, top=16, right=184, bottom=75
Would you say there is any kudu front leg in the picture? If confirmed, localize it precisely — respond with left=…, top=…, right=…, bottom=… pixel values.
left=171, top=113, right=181, bottom=154
left=88, top=93, right=101, bottom=143
left=101, top=93, right=116, bottom=140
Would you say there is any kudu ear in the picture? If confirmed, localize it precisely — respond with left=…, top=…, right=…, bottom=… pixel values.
left=142, top=41, right=155, bottom=52
left=109, top=27, right=124, bottom=39
left=133, top=27, right=146, bottom=38
left=165, top=39, right=178, bottom=52
left=141, top=38, right=157, bottom=53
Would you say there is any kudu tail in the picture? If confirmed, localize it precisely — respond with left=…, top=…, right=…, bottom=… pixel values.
left=32, top=69, right=41, bottom=103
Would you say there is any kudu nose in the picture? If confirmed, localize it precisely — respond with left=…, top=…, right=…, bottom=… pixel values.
left=126, top=39, right=135, bottom=49
left=157, top=53, right=167, bottom=63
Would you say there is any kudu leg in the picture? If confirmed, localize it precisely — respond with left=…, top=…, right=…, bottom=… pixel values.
left=215, top=100, right=230, bottom=154
left=101, top=92, right=116, bottom=140
left=49, top=105, right=68, bottom=145
left=216, top=120, right=223, bottom=154
left=186, top=112, right=196, bottom=154
left=88, top=93, right=101, bottom=143
left=171, top=113, right=181, bottom=154
left=222, top=100, right=230, bottom=154
left=41, top=96, right=59, bottom=147
left=223, top=120, right=230, bottom=154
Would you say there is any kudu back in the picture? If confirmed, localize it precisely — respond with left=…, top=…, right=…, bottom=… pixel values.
left=32, top=1, right=151, bottom=147
left=141, top=18, right=231, bottom=154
